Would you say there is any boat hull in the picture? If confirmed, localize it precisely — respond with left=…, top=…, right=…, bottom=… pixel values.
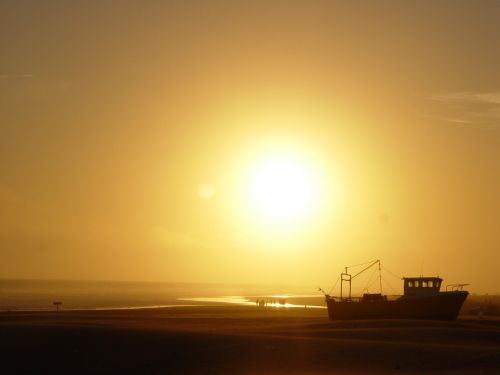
left=326, top=291, right=468, bottom=321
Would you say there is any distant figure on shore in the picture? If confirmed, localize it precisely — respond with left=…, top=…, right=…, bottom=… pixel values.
left=53, top=301, right=62, bottom=311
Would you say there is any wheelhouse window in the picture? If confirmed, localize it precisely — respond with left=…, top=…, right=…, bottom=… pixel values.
left=408, top=281, right=414, bottom=287
left=415, top=280, right=420, bottom=287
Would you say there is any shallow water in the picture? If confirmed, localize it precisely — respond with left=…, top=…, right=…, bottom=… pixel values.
left=0, top=279, right=325, bottom=311
left=179, top=296, right=326, bottom=309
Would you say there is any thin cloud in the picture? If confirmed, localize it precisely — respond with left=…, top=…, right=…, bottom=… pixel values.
left=431, top=92, right=500, bottom=105
left=0, top=73, right=34, bottom=80
left=429, top=91, right=500, bottom=129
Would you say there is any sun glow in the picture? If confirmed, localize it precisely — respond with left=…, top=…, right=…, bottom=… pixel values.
left=247, top=153, right=319, bottom=224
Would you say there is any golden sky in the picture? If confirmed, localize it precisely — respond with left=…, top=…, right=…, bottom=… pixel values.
left=0, top=1, right=498, bottom=292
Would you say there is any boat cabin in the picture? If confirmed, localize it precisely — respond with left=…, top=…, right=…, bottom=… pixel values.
left=403, top=277, right=442, bottom=298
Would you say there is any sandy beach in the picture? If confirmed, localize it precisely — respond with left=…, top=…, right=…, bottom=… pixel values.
left=1, top=305, right=499, bottom=374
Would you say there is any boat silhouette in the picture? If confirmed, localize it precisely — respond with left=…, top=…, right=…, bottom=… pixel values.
left=321, top=260, right=468, bottom=320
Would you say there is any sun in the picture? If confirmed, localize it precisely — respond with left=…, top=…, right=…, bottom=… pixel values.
left=247, top=153, right=317, bottom=223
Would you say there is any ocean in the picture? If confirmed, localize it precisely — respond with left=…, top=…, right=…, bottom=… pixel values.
left=0, top=279, right=325, bottom=311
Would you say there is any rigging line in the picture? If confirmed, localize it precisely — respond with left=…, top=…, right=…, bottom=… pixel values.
left=366, top=268, right=377, bottom=287
left=362, top=266, right=379, bottom=292
left=351, top=260, right=379, bottom=279
left=361, top=277, right=381, bottom=294
left=383, top=280, right=399, bottom=295
left=367, top=276, right=381, bottom=292
left=328, top=275, right=341, bottom=295
left=381, top=264, right=402, bottom=279
left=361, top=267, right=380, bottom=293
left=346, top=259, right=378, bottom=269
left=382, top=277, right=399, bottom=295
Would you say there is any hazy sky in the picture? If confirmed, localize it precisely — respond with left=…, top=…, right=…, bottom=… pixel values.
left=0, top=1, right=499, bottom=293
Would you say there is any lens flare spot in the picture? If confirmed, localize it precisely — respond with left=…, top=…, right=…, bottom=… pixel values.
left=198, top=183, right=215, bottom=200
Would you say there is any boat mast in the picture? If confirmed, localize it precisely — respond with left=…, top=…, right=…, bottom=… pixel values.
left=379, top=260, right=383, bottom=295
left=340, top=260, right=382, bottom=301
left=340, top=267, right=351, bottom=301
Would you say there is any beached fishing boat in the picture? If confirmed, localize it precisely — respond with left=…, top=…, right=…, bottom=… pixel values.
left=321, top=260, right=468, bottom=320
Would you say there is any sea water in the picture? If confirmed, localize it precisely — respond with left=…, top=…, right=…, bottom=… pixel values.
left=0, top=279, right=325, bottom=311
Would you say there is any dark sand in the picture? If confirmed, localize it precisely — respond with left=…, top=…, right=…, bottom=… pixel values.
left=1, top=306, right=499, bottom=374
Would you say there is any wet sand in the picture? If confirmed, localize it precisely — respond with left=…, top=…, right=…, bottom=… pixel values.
left=0, top=306, right=499, bottom=374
